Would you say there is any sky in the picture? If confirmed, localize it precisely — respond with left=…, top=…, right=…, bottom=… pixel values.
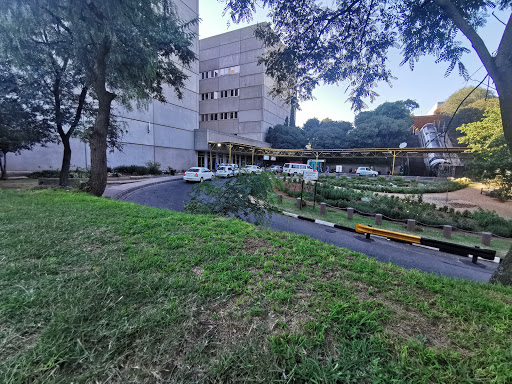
left=198, top=1, right=508, bottom=126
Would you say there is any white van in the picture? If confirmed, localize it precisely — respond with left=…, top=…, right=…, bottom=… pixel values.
left=283, top=163, right=315, bottom=176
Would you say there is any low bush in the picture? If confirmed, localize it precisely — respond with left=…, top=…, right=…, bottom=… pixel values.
left=318, top=175, right=468, bottom=194
left=28, top=168, right=90, bottom=179
left=113, top=162, right=162, bottom=176
left=279, top=180, right=512, bottom=237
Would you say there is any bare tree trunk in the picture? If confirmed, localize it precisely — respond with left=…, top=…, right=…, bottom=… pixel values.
left=490, top=245, right=512, bottom=286
left=58, top=86, right=88, bottom=186
left=497, top=85, right=512, bottom=152
left=89, top=93, right=114, bottom=196
left=88, top=38, right=115, bottom=197
left=0, top=152, right=6, bottom=180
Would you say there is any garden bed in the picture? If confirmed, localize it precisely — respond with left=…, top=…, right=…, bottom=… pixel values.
left=275, top=178, right=512, bottom=237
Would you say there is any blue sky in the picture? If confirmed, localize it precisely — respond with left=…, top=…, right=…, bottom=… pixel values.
left=198, top=1, right=508, bottom=126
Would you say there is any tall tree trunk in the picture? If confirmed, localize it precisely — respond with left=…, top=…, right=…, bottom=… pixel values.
left=89, top=92, right=114, bottom=196
left=59, top=136, right=72, bottom=186
left=0, top=152, right=6, bottom=180
left=88, top=38, right=115, bottom=197
left=497, top=83, right=512, bottom=152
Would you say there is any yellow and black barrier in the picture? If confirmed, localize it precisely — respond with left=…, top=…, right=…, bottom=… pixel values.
left=355, top=223, right=496, bottom=262
left=356, top=224, right=421, bottom=244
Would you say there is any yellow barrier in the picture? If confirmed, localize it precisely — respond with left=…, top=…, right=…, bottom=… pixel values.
left=355, top=223, right=421, bottom=244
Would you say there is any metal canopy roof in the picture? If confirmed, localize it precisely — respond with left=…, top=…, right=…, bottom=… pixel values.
left=208, top=142, right=471, bottom=159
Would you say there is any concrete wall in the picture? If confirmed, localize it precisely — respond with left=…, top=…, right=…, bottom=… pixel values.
left=199, top=24, right=288, bottom=145
left=8, top=0, right=200, bottom=172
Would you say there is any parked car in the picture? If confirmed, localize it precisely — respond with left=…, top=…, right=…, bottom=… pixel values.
left=356, top=167, right=378, bottom=177
left=220, top=163, right=240, bottom=175
left=184, top=167, right=213, bottom=182
left=269, top=165, right=282, bottom=173
left=283, top=163, right=316, bottom=176
left=216, top=166, right=237, bottom=178
left=241, top=165, right=262, bottom=174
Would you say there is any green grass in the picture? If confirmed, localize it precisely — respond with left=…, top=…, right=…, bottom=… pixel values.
left=1, top=189, right=512, bottom=383
left=277, top=196, right=512, bottom=258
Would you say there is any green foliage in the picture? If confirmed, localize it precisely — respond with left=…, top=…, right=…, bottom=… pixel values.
left=222, top=1, right=511, bottom=112
left=113, top=163, right=162, bottom=176
left=308, top=119, right=353, bottom=149
left=145, top=161, right=162, bottom=175
left=458, top=105, right=512, bottom=199
left=185, top=173, right=277, bottom=224
left=265, top=124, right=307, bottom=148
left=28, top=168, right=90, bottom=179
left=279, top=178, right=512, bottom=236
left=352, top=100, right=419, bottom=148
left=318, top=175, right=467, bottom=194
left=442, top=87, right=496, bottom=117
left=0, top=62, right=53, bottom=177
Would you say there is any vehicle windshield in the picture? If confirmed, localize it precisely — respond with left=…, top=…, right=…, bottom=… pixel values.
left=187, top=168, right=200, bottom=172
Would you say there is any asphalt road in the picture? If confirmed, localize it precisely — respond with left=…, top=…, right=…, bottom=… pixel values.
left=121, top=178, right=496, bottom=282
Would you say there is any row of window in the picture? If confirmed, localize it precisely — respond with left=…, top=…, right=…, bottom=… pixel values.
left=200, top=88, right=239, bottom=101
left=200, top=66, right=240, bottom=79
left=201, top=111, right=239, bottom=121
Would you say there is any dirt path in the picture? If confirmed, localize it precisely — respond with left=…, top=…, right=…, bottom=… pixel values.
left=421, top=183, right=512, bottom=219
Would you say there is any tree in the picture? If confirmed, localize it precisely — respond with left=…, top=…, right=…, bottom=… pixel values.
left=185, top=173, right=277, bottom=225
left=0, top=66, right=52, bottom=179
left=441, top=87, right=500, bottom=145
left=2, top=0, right=197, bottom=196
left=442, top=87, right=496, bottom=117
left=0, top=5, right=91, bottom=186
left=352, top=100, right=418, bottom=148
left=220, top=1, right=512, bottom=154
left=266, top=124, right=307, bottom=149
left=308, top=119, right=354, bottom=149
left=457, top=104, right=512, bottom=198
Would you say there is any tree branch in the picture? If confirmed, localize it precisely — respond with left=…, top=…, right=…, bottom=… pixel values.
left=496, top=13, right=512, bottom=67
left=433, top=0, right=498, bottom=80
left=66, top=86, right=88, bottom=139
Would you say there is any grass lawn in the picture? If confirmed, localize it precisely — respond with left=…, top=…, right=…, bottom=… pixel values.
left=1, top=189, right=512, bottom=383
left=276, top=197, right=512, bottom=259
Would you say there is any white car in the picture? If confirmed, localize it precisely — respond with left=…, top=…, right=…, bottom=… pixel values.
left=283, top=163, right=315, bottom=176
left=242, top=165, right=262, bottom=174
left=216, top=166, right=237, bottom=178
left=269, top=165, right=282, bottom=173
left=356, top=167, right=379, bottom=177
left=184, top=167, right=213, bottom=182
left=219, top=163, right=240, bottom=175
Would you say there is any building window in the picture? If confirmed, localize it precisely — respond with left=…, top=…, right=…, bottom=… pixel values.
left=201, top=114, right=208, bottom=121
left=210, top=113, right=218, bottom=121
left=230, top=65, right=240, bottom=74
left=234, top=88, right=239, bottom=96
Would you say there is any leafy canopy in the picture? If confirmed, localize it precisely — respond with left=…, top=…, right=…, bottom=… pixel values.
left=266, top=124, right=308, bottom=149
left=457, top=104, right=512, bottom=198
left=220, top=0, right=512, bottom=111
left=185, top=173, right=277, bottom=225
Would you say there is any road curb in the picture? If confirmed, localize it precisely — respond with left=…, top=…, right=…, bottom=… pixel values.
left=104, top=177, right=183, bottom=201
left=282, top=211, right=501, bottom=264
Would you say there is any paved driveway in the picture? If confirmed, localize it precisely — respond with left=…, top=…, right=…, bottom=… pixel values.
left=120, top=178, right=496, bottom=282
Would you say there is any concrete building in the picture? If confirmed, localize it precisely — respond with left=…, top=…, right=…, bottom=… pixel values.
left=8, top=0, right=200, bottom=173
left=7, top=18, right=289, bottom=173
left=194, top=24, right=289, bottom=168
